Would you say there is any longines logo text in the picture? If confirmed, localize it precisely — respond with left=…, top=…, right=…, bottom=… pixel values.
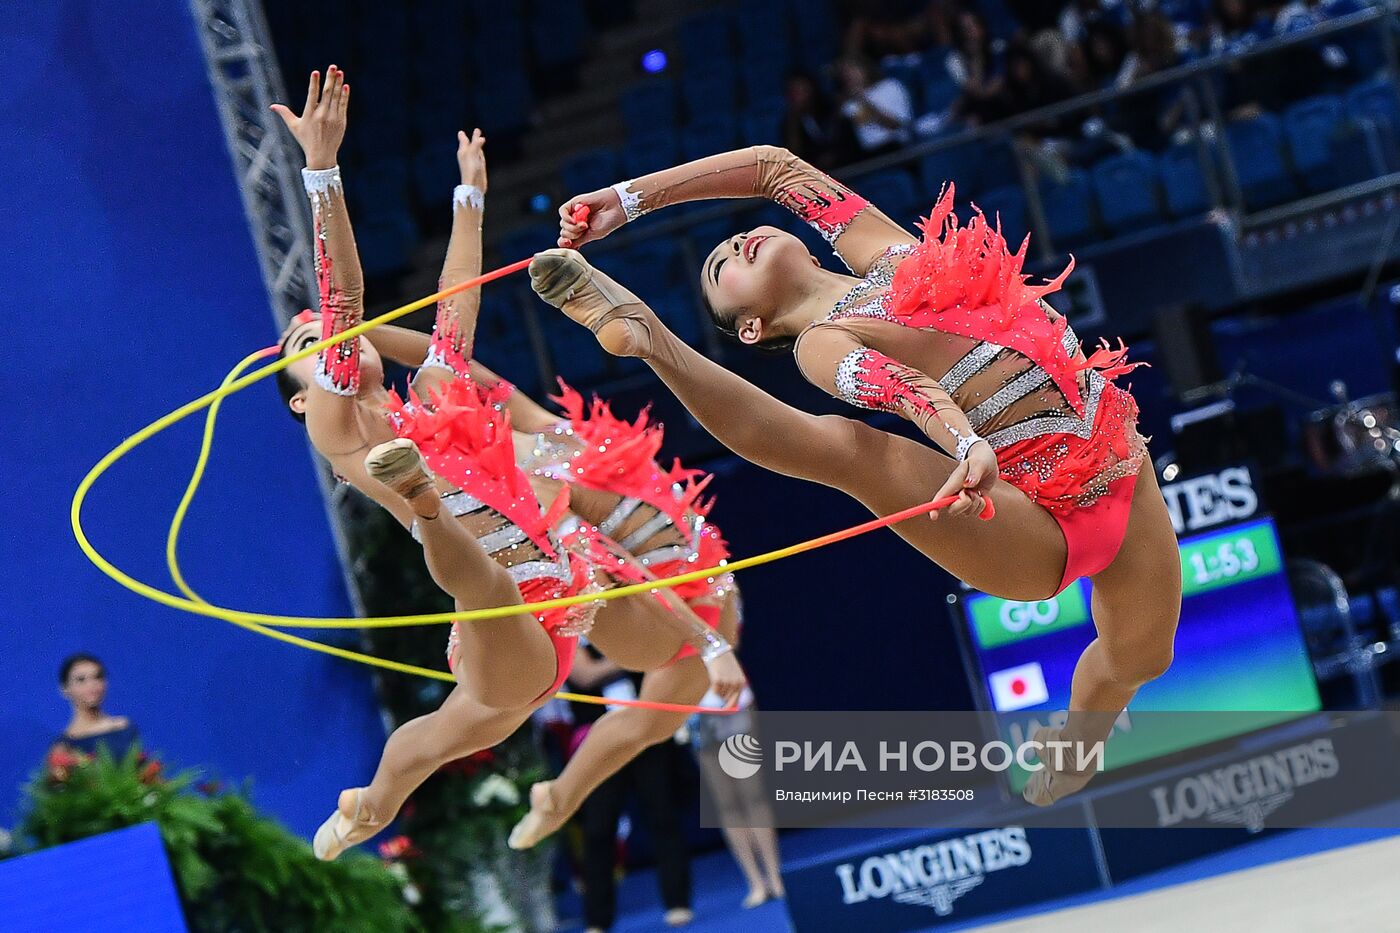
left=835, top=827, right=1031, bottom=916
left=1150, top=738, right=1339, bottom=832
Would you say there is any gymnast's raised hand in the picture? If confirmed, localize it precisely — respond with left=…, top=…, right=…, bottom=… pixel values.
left=270, top=64, right=348, bottom=171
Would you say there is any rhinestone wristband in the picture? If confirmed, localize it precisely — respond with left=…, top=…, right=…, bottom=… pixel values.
left=453, top=183, right=485, bottom=211
left=698, top=629, right=733, bottom=665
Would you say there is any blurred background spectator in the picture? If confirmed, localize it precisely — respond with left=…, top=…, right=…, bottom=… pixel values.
left=565, top=643, right=695, bottom=932
left=783, top=73, right=858, bottom=170
left=836, top=56, right=915, bottom=156
left=51, top=654, right=138, bottom=761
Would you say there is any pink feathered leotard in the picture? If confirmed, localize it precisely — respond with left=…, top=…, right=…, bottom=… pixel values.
left=799, top=187, right=1149, bottom=593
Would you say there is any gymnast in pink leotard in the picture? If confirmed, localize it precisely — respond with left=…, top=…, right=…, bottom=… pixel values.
left=263, top=68, right=746, bottom=864
left=537, top=145, right=1183, bottom=807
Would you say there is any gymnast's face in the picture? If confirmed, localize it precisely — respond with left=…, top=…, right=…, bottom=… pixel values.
left=278, top=316, right=383, bottom=416
left=701, top=226, right=818, bottom=345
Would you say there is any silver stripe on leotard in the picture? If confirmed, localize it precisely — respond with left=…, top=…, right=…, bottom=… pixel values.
left=984, top=370, right=1106, bottom=449
left=966, top=368, right=1053, bottom=430
left=938, top=341, right=1004, bottom=394
left=440, top=489, right=488, bottom=515
left=410, top=489, right=490, bottom=542
left=506, top=559, right=574, bottom=585
left=636, top=545, right=689, bottom=567
left=639, top=512, right=708, bottom=565
left=478, top=524, right=529, bottom=553
left=620, top=511, right=676, bottom=552
left=939, top=325, right=1079, bottom=396
left=599, top=497, right=643, bottom=537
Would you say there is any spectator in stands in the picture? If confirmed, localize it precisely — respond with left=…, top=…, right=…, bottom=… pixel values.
left=842, top=0, right=952, bottom=60
left=1072, top=16, right=1132, bottom=91
left=980, top=38, right=1078, bottom=127
left=568, top=642, right=694, bottom=931
left=51, top=654, right=139, bottom=760
left=835, top=56, right=914, bottom=157
left=783, top=73, right=857, bottom=171
left=1207, top=0, right=1272, bottom=54
left=946, top=7, right=1005, bottom=125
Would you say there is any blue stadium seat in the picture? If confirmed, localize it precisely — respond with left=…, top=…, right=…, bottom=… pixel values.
left=854, top=168, right=921, bottom=228
left=920, top=141, right=986, bottom=201
left=736, top=0, right=792, bottom=77
left=1284, top=95, right=1348, bottom=193
left=468, top=18, right=528, bottom=80
left=788, top=0, right=839, bottom=74
left=530, top=0, right=589, bottom=70
left=1224, top=113, right=1297, bottom=210
left=542, top=312, right=609, bottom=387
left=1091, top=151, right=1165, bottom=235
left=681, top=65, right=738, bottom=121
left=617, top=239, right=685, bottom=299
left=1039, top=169, right=1098, bottom=248
left=561, top=149, right=620, bottom=197
left=473, top=70, right=532, bottom=135
left=652, top=285, right=704, bottom=346
left=977, top=140, right=1020, bottom=192
left=1158, top=143, right=1212, bottom=217
left=355, top=210, right=419, bottom=279
left=622, top=129, right=680, bottom=178
left=974, top=185, right=1028, bottom=244
left=352, top=158, right=412, bottom=218
left=740, top=56, right=787, bottom=107
left=412, top=145, right=460, bottom=207
left=682, top=113, right=739, bottom=161
left=498, top=222, right=560, bottom=264
left=412, top=100, right=468, bottom=147
left=1346, top=78, right=1400, bottom=172
left=678, top=9, right=736, bottom=66
left=621, top=79, right=678, bottom=136
left=741, top=97, right=787, bottom=146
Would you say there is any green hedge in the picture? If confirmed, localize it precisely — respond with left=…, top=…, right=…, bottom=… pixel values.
left=12, top=746, right=418, bottom=933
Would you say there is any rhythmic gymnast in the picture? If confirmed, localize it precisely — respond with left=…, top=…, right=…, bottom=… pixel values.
left=535, top=146, right=1183, bottom=805
left=267, top=68, right=746, bottom=859
left=338, top=331, right=748, bottom=850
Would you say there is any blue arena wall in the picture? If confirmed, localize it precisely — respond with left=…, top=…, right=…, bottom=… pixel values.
left=0, top=2, right=384, bottom=836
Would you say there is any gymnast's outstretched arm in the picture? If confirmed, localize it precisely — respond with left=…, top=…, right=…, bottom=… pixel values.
left=557, top=146, right=916, bottom=275
left=272, top=66, right=366, bottom=449
left=530, top=249, right=875, bottom=492
left=416, top=130, right=489, bottom=382
left=794, top=325, right=999, bottom=504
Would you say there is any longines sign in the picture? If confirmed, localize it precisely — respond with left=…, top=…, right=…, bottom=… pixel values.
left=1159, top=464, right=1259, bottom=535
left=784, top=823, right=1101, bottom=932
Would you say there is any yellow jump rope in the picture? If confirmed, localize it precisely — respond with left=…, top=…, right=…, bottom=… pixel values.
left=71, top=256, right=957, bottom=711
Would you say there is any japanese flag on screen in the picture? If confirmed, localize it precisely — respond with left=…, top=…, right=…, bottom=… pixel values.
left=988, top=662, right=1049, bottom=712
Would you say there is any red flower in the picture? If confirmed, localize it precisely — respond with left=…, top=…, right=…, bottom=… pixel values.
left=440, top=747, right=497, bottom=777
left=46, top=747, right=82, bottom=783
left=139, top=761, right=163, bottom=784
left=47, top=748, right=80, bottom=769
left=378, top=835, right=419, bottom=860
left=198, top=780, right=223, bottom=796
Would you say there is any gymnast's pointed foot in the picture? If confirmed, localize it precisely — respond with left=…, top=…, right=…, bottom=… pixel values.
left=508, top=780, right=564, bottom=850
left=312, top=788, right=384, bottom=861
left=365, top=439, right=439, bottom=517
left=1022, top=726, right=1098, bottom=807
left=529, top=249, right=655, bottom=358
